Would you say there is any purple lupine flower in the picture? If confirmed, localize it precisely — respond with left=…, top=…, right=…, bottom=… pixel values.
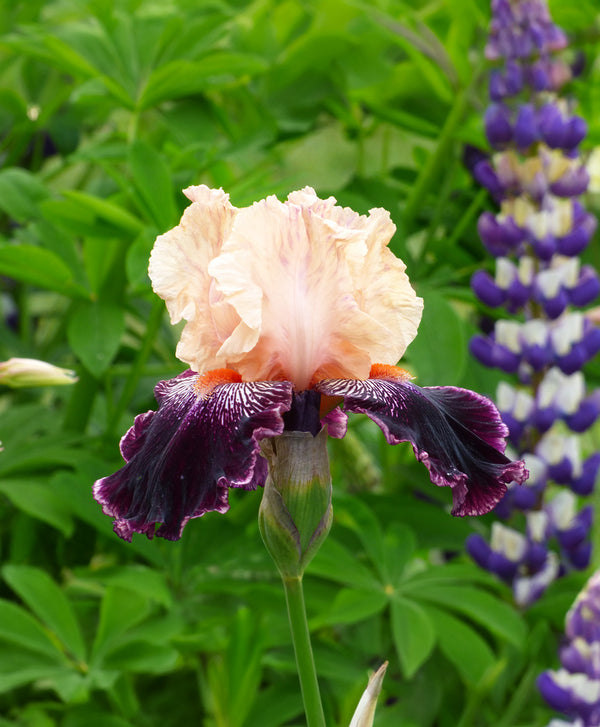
left=466, top=0, right=599, bottom=604
left=94, top=187, right=527, bottom=541
left=538, top=570, right=600, bottom=727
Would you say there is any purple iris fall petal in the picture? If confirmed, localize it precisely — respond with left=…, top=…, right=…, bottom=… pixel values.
left=315, top=376, right=528, bottom=516
left=94, top=371, right=293, bottom=541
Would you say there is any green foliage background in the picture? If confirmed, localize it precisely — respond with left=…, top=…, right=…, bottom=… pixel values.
left=0, top=0, right=599, bottom=725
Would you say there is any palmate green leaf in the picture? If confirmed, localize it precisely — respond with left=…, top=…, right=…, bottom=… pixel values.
left=407, top=584, right=526, bottom=647
left=406, top=288, right=467, bottom=385
left=62, top=713, right=136, bottom=727
left=0, top=245, right=88, bottom=298
left=128, top=139, right=177, bottom=231
left=86, top=565, right=173, bottom=608
left=309, top=537, right=381, bottom=590
left=0, top=599, right=66, bottom=660
left=0, top=647, right=69, bottom=694
left=245, top=684, right=303, bottom=727
left=423, top=604, right=496, bottom=685
left=102, top=641, right=178, bottom=674
left=0, top=168, right=49, bottom=222
left=138, top=54, right=269, bottom=109
left=2, top=565, right=86, bottom=662
left=391, top=596, right=436, bottom=678
left=310, top=588, right=388, bottom=629
left=61, top=191, right=143, bottom=235
left=92, top=587, right=151, bottom=662
left=382, top=523, right=417, bottom=586
left=67, top=299, right=125, bottom=377
left=0, top=478, right=74, bottom=536
left=334, top=493, right=387, bottom=570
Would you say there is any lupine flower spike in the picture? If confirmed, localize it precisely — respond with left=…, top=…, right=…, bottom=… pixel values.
left=94, top=186, right=526, bottom=541
left=538, top=569, right=600, bottom=727
left=466, top=0, right=599, bottom=606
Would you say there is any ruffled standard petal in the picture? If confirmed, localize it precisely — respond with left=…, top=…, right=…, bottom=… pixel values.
left=316, top=369, right=528, bottom=516
left=148, top=186, right=241, bottom=374
left=94, top=370, right=292, bottom=541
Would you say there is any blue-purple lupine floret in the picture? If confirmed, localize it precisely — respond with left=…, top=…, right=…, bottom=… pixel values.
left=538, top=571, right=600, bottom=726
left=467, top=0, right=599, bottom=606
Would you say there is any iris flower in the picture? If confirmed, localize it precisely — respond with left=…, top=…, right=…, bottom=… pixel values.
left=94, top=186, right=527, bottom=541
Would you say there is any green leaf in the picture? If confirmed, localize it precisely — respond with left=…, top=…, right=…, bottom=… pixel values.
left=92, top=587, right=151, bottom=661
left=424, top=604, right=496, bottom=685
left=407, top=289, right=467, bottom=385
left=382, top=523, right=417, bottom=586
left=89, top=566, right=172, bottom=608
left=102, top=641, right=178, bottom=674
left=139, top=54, right=268, bottom=109
left=310, top=588, right=388, bottom=629
left=334, top=494, right=387, bottom=572
left=0, top=478, right=74, bottom=536
left=2, top=565, right=86, bottom=662
left=67, top=300, right=125, bottom=377
left=62, top=191, right=143, bottom=234
left=0, top=599, right=65, bottom=659
left=0, top=245, right=87, bottom=298
left=409, top=584, right=526, bottom=647
left=62, top=712, right=136, bottom=727
left=0, top=168, right=49, bottom=222
left=391, top=596, right=436, bottom=678
left=0, top=647, right=66, bottom=694
left=128, top=139, right=177, bottom=231
left=309, top=537, right=381, bottom=590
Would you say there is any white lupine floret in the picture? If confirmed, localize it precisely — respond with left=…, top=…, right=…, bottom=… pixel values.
left=537, top=367, right=563, bottom=408
left=537, top=431, right=567, bottom=465
left=514, top=552, right=559, bottom=607
left=496, top=257, right=517, bottom=288
left=552, top=669, right=600, bottom=703
left=496, top=380, right=517, bottom=410
left=518, top=256, right=535, bottom=285
left=570, top=637, right=600, bottom=676
left=551, top=313, right=584, bottom=355
left=497, top=381, right=534, bottom=420
left=514, top=389, right=535, bottom=420
left=490, top=522, right=527, bottom=561
left=555, top=371, right=585, bottom=415
left=521, top=319, right=549, bottom=346
left=563, top=436, right=583, bottom=477
left=555, top=256, right=580, bottom=287
left=495, top=320, right=522, bottom=352
left=536, top=267, right=564, bottom=297
left=527, top=510, right=549, bottom=541
left=522, top=453, right=547, bottom=485
left=546, top=490, right=577, bottom=530
left=527, top=209, right=551, bottom=238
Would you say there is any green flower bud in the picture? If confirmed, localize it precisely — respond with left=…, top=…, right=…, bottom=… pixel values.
left=0, top=358, right=77, bottom=388
left=258, top=429, right=332, bottom=579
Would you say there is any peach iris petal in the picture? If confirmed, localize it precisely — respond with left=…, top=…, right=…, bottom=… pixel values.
left=208, top=190, right=423, bottom=389
left=149, top=185, right=423, bottom=390
left=288, top=188, right=424, bottom=363
left=148, top=185, right=241, bottom=373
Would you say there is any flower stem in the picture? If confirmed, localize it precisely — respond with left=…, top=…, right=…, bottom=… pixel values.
left=282, top=575, right=326, bottom=727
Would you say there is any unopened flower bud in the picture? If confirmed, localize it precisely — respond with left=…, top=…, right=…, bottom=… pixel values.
left=0, top=358, right=77, bottom=388
left=258, top=429, right=332, bottom=579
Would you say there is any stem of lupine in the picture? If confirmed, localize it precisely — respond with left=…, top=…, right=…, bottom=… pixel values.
left=282, top=575, right=326, bottom=727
